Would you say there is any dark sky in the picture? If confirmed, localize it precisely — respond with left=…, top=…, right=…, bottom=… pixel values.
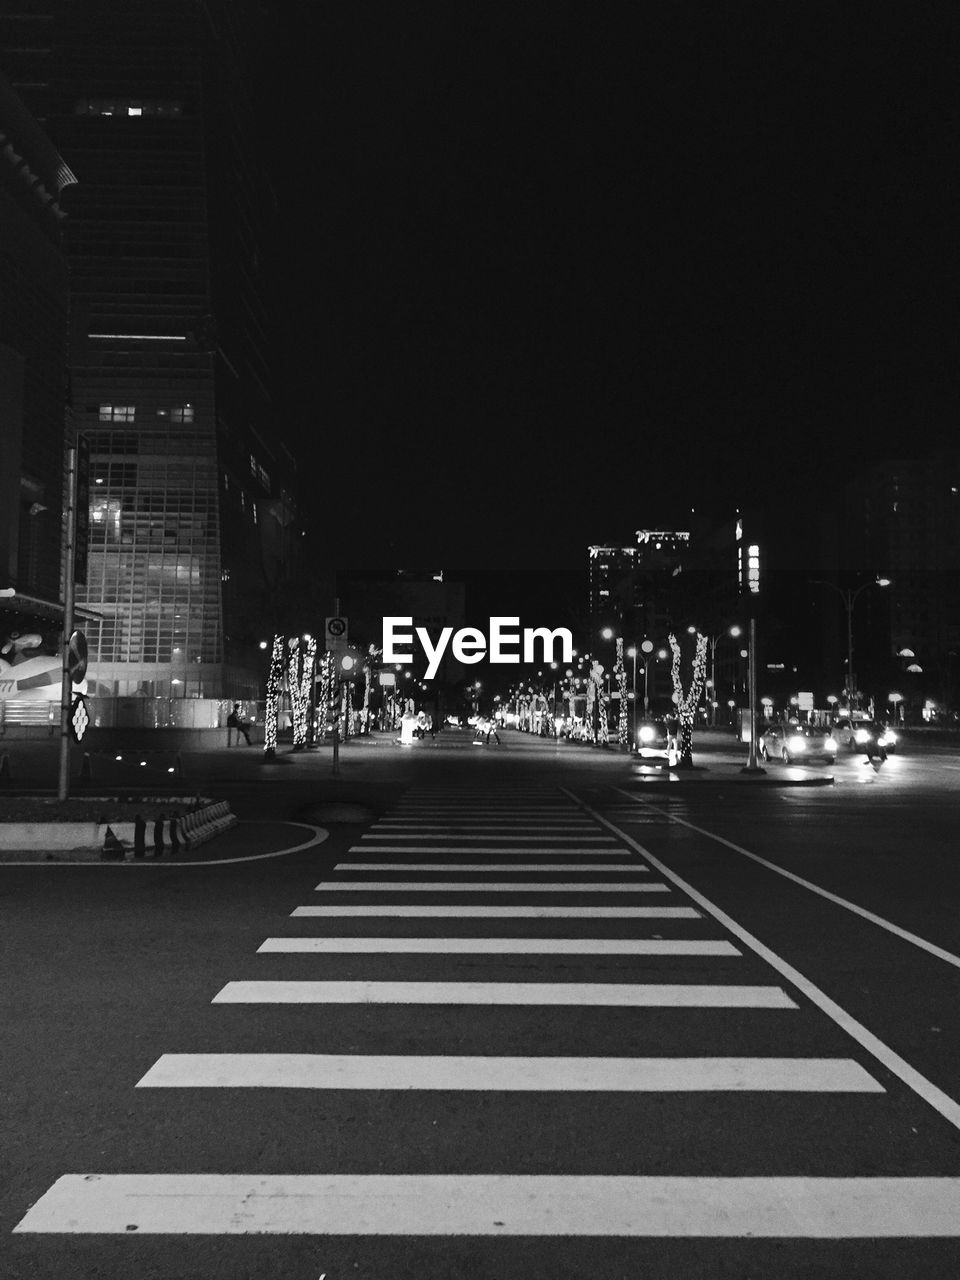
left=269, top=3, right=960, bottom=574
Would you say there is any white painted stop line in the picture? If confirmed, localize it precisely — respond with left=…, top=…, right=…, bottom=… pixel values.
left=137, top=1054, right=881, bottom=1093
left=17, top=1174, right=960, bottom=1235
left=211, top=981, right=796, bottom=1007
left=258, top=937, right=738, bottom=955
left=291, top=905, right=701, bottom=918
left=315, top=881, right=670, bottom=893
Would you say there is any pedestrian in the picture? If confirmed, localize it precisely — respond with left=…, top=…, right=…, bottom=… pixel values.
left=486, top=716, right=502, bottom=746
left=227, top=702, right=251, bottom=746
left=473, top=715, right=488, bottom=744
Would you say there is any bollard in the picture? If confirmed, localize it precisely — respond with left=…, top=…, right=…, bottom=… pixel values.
left=79, top=753, right=93, bottom=782
left=0, top=752, right=10, bottom=782
left=133, top=815, right=146, bottom=858
left=153, top=815, right=165, bottom=856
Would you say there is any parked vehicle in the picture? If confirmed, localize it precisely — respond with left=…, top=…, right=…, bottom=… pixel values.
left=759, top=721, right=838, bottom=764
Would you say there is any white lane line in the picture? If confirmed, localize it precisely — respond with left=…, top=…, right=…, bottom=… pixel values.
left=291, top=905, right=700, bottom=918
left=335, top=863, right=648, bottom=872
left=211, top=981, right=796, bottom=1007
left=614, top=787, right=960, bottom=974
left=355, top=847, right=623, bottom=855
left=568, top=789, right=960, bottom=1134
left=258, top=937, right=739, bottom=955
left=22, top=1174, right=960, bottom=1236
left=316, top=881, right=670, bottom=894
left=137, top=1054, right=880, bottom=1092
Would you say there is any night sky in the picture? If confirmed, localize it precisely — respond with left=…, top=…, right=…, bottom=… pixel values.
left=269, top=3, right=959, bottom=575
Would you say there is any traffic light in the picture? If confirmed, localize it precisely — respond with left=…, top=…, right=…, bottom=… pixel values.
left=336, top=648, right=363, bottom=681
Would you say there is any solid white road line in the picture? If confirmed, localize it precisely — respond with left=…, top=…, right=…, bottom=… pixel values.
left=20, top=1174, right=960, bottom=1236
left=291, top=905, right=701, bottom=918
left=137, top=1054, right=881, bottom=1092
left=211, top=981, right=796, bottom=1007
left=570, top=789, right=960, bottom=1135
left=257, top=937, right=739, bottom=955
left=315, top=881, right=670, bottom=893
left=347, top=851, right=634, bottom=861
left=334, top=863, right=648, bottom=872
left=614, top=787, right=960, bottom=975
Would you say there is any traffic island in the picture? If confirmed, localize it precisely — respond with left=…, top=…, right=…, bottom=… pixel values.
left=0, top=795, right=237, bottom=860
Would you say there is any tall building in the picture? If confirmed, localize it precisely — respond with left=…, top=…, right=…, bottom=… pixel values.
left=0, top=70, right=79, bottom=717
left=1, top=2, right=296, bottom=704
left=844, top=451, right=960, bottom=711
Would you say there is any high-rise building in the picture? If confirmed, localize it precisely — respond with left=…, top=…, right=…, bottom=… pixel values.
left=1, top=2, right=296, bottom=704
left=0, top=70, right=81, bottom=719
left=843, top=451, right=960, bottom=711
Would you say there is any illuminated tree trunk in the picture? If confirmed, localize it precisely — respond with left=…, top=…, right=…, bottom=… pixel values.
left=669, top=631, right=708, bottom=769
left=615, top=638, right=629, bottom=746
left=263, top=634, right=285, bottom=758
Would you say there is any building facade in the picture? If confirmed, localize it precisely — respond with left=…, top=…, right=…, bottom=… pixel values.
left=843, top=451, right=960, bottom=714
left=0, top=70, right=79, bottom=720
left=1, top=2, right=295, bottom=705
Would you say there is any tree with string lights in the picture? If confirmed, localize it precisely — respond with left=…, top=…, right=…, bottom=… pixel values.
left=668, top=629, right=708, bottom=768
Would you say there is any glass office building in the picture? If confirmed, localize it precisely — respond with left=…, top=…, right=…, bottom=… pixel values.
left=1, top=2, right=295, bottom=703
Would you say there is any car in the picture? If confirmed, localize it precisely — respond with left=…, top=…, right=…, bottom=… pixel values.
left=834, top=716, right=898, bottom=754
left=633, top=716, right=679, bottom=762
left=759, top=720, right=839, bottom=764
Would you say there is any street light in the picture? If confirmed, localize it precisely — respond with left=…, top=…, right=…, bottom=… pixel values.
left=811, top=577, right=891, bottom=708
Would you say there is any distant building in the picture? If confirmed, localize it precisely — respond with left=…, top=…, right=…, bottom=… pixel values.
left=2, top=3, right=297, bottom=703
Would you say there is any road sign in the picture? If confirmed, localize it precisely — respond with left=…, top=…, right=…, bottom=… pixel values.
left=69, top=693, right=89, bottom=743
left=797, top=691, right=814, bottom=710
left=325, top=617, right=348, bottom=655
left=67, top=630, right=88, bottom=684
left=378, top=671, right=396, bottom=687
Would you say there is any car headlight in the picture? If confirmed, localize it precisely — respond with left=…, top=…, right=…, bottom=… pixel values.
left=787, top=736, right=807, bottom=752
left=882, top=730, right=896, bottom=744
left=854, top=728, right=870, bottom=744
left=638, top=725, right=656, bottom=743
left=824, top=737, right=838, bottom=752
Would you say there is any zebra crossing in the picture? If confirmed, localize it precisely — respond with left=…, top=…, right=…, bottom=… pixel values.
left=14, top=784, right=960, bottom=1248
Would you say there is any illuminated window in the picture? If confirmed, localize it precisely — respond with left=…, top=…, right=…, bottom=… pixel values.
left=170, top=404, right=194, bottom=423
left=99, top=404, right=136, bottom=422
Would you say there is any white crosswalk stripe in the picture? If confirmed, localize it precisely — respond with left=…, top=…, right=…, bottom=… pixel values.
left=19, top=1174, right=960, bottom=1237
left=314, top=880, right=671, bottom=892
left=257, top=937, right=739, bottom=955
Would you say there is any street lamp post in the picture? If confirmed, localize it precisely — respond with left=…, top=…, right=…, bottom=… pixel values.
left=812, top=578, right=891, bottom=709
left=741, top=614, right=765, bottom=774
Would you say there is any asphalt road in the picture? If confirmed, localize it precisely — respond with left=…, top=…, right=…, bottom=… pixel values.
left=3, top=728, right=960, bottom=1279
